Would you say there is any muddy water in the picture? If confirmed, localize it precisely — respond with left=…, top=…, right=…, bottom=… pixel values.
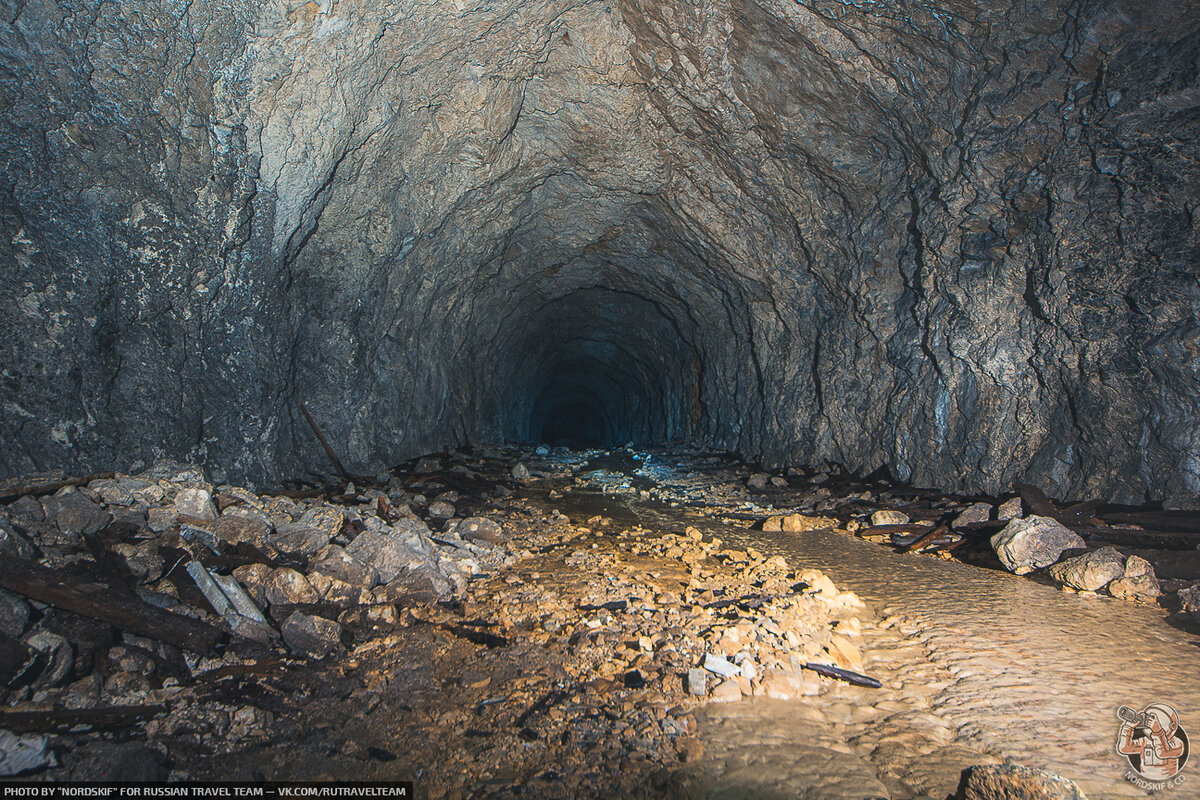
left=549, top=458, right=1200, bottom=798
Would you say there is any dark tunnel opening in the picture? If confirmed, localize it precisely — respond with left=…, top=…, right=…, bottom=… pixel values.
left=538, top=400, right=608, bottom=447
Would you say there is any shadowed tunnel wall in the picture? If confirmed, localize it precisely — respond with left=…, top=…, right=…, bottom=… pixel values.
left=0, top=0, right=1198, bottom=504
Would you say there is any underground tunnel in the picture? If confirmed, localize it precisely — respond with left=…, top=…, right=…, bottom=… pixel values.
left=0, top=0, right=1199, bottom=795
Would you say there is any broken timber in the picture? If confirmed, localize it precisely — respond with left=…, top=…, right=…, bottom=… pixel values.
left=0, top=557, right=224, bottom=654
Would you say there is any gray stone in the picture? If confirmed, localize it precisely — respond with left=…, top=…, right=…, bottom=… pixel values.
left=1176, top=582, right=1200, bottom=621
left=309, top=544, right=377, bottom=588
left=7, top=496, right=44, bottom=523
left=174, top=487, right=217, bottom=521
left=24, top=630, right=73, bottom=688
left=380, top=565, right=447, bottom=604
left=0, top=517, right=35, bottom=559
left=956, top=764, right=1088, bottom=799
left=456, top=517, right=507, bottom=546
left=41, top=488, right=110, bottom=536
left=510, top=464, right=530, bottom=482
left=281, top=612, right=342, bottom=658
left=953, top=502, right=993, bottom=528
left=427, top=500, right=455, bottom=518
left=1047, top=546, right=1125, bottom=592
left=345, top=530, right=423, bottom=584
left=0, top=730, right=56, bottom=777
left=703, top=653, right=740, bottom=678
left=269, top=524, right=331, bottom=558
left=990, top=516, right=1086, bottom=575
left=0, top=590, right=31, bottom=637
left=870, top=509, right=909, bottom=527
left=686, top=668, right=707, bottom=696
left=746, top=473, right=770, bottom=491
left=88, top=478, right=136, bottom=506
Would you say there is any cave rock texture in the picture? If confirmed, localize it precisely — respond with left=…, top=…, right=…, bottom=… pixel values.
left=1, top=0, right=1198, bottom=503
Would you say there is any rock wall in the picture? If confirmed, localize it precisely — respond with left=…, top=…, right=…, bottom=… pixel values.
left=1, top=0, right=1197, bottom=502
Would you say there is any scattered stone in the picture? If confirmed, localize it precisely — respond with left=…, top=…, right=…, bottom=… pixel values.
left=25, top=630, right=74, bottom=687
left=760, top=670, right=805, bottom=700
left=281, top=611, right=342, bottom=658
left=307, top=572, right=362, bottom=606
left=997, top=497, right=1023, bottom=520
left=1047, top=546, right=1125, bottom=592
left=232, top=564, right=274, bottom=606
left=870, top=509, right=910, bottom=526
left=1178, top=582, right=1200, bottom=622
left=456, top=517, right=507, bottom=545
left=953, top=502, right=993, bottom=527
left=269, top=524, right=331, bottom=558
left=381, top=565, right=448, bottom=604
left=746, top=473, right=770, bottom=491
left=345, top=530, right=423, bottom=584
left=0, top=520, right=35, bottom=558
left=146, top=507, right=177, bottom=533
left=534, top=445, right=550, bottom=456
left=0, top=730, right=56, bottom=777
left=427, top=500, right=455, bottom=518
left=956, top=763, right=1088, bottom=799
left=511, top=463, right=530, bottom=482
left=7, top=495, right=44, bottom=523
left=990, top=516, right=1086, bottom=575
left=0, top=589, right=31, bottom=637
left=826, top=635, right=865, bottom=673
left=763, top=513, right=839, bottom=532
left=309, top=545, right=378, bottom=588
left=686, top=668, right=707, bottom=696
left=703, top=653, right=740, bottom=678
left=41, top=488, right=110, bottom=536
left=206, top=514, right=272, bottom=548
left=297, top=505, right=345, bottom=539
left=265, top=568, right=320, bottom=605
left=709, top=679, right=743, bottom=703
left=174, top=487, right=217, bottom=522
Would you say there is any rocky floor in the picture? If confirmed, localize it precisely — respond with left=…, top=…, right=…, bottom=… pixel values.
left=1, top=446, right=1198, bottom=798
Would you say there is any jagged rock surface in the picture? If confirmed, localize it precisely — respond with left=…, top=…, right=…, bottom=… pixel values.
left=1, top=0, right=1198, bottom=503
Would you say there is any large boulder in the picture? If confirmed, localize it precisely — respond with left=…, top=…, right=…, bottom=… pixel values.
left=1047, top=546, right=1125, bottom=592
left=956, top=764, right=1088, bottom=799
left=1107, top=555, right=1161, bottom=601
left=990, top=516, right=1085, bottom=575
left=455, top=517, right=507, bottom=546
left=345, top=530, right=424, bottom=584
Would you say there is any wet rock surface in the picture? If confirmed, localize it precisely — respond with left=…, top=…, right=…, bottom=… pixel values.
left=0, top=1, right=1198, bottom=511
left=1, top=445, right=1196, bottom=796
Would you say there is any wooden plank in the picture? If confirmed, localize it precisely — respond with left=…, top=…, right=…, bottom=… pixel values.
left=0, top=472, right=114, bottom=503
left=1098, top=511, right=1200, bottom=534
left=1015, top=484, right=1059, bottom=518
left=0, top=557, right=224, bottom=654
left=0, top=704, right=168, bottom=733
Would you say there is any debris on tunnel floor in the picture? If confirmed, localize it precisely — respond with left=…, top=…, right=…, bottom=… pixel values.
left=2, top=445, right=1197, bottom=796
